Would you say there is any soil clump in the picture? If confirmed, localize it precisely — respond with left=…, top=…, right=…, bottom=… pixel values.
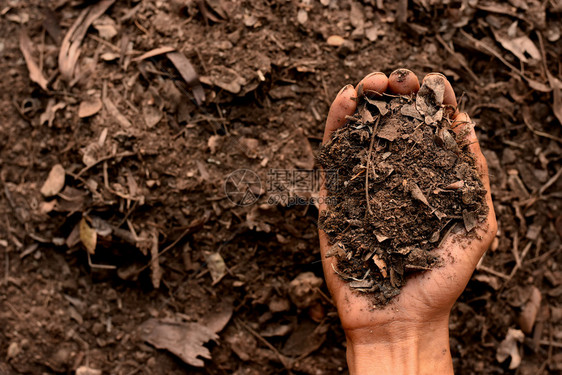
left=319, top=77, right=489, bottom=305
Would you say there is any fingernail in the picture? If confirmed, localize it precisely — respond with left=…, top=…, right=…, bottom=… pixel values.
left=365, top=72, right=385, bottom=79
left=338, top=84, right=353, bottom=95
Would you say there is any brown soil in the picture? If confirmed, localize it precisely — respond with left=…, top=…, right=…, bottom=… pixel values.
left=318, top=77, right=488, bottom=305
left=0, top=1, right=561, bottom=374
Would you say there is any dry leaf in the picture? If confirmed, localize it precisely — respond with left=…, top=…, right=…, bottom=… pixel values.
left=199, top=298, right=233, bottom=333
left=166, top=51, right=206, bottom=105
left=59, top=0, right=116, bottom=81
left=79, top=218, right=97, bottom=255
left=19, top=30, right=49, bottom=91
left=496, top=328, right=524, bottom=369
left=40, top=164, right=65, bottom=197
left=408, top=182, right=431, bottom=207
left=139, top=319, right=218, bottom=367
left=78, top=98, right=102, bottom=118
left=494, top=32, right=541, bottom=63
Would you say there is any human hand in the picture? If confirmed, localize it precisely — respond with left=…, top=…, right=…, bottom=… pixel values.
left=318, top=69, right=497, bottom=375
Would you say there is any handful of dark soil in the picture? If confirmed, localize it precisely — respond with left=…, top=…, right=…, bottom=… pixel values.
left=318, top=76, right=488, bottom=305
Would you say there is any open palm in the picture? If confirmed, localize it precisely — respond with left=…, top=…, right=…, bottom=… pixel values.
left=318, top=70, right=497, bottom=339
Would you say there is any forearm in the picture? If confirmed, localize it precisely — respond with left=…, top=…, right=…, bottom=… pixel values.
left=345, top=317, right=453, bottom=375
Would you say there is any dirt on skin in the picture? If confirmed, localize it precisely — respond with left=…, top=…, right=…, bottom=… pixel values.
left=318, top=75, right=488, bottom=305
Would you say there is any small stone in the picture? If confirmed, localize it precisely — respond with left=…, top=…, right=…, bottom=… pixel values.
left=76, top=366, right=102, bottom=375
left=297, top=9, right=308, bottom=24
left=326, top=35, right=345, bottom=47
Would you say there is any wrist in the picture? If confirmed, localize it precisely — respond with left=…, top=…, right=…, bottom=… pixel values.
left=345, top=316, right=453, bottom=375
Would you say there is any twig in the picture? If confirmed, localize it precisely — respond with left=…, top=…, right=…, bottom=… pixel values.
left=501, top=241, right=533, bottom=287
left=459, top=30, right=524, bottom=78
left=527, top=246, right=559, bottom=264
left=435, top=34, right=482, bottom=85
left=76, top=151, right=135, bottom=178
left=540, top=340, right=562, bottom=349
left=237, top=319, right=293, bottom=372
left=539, top=167, right=562, bottom=196
left=365, top=117, right=379, bottom=217
left=133, top=215, right=209, bottom=277
left=477, top=265, right=510, bottom=280
left=512, top=232, right=521, bottom=267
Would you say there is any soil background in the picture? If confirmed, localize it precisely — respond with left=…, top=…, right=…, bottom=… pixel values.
left=0, top=0, right=561, bottom=374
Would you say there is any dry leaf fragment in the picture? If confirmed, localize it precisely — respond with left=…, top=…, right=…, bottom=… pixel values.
left=518, top=286, right=541, bottom=334
left=40, top=164, right=65, bottom=197
left=92, top=15, right=118, bottom=39
left=139, top=319, right=218, bottom=367
left=462, top=209, right=478, bottom=232
left=204, top=251, right=226, bottom=284
left=416, top=74, right=445, bottom=124
left=409, top=182, right=431, bottom=207
left=365, top=97, right=389, bottom=115
left=78, top=98, right=102, bottom=118
left=166, top=51, right=206, bottom=105
left=143, top=105, right=162, bottom=128
left=42, top=8, right=62, bottom=45
left=19, top=30, right=49, bottom=91
left=325, top=242, right=346, bottom=258
left=59, top=0, right=116, bottom=82
left=372, top=253, right=388, bottom=278
left=79, top=218, right=97, bottom=255
left=496, top=328, right=525, bottom=369
left=547, top=72, right=562, bottom=125
left=400, top=102, right=423, bottom=120
left=39, top=100, right=66, bottom=127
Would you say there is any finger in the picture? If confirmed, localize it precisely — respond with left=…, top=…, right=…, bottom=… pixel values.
left=387, top=68, right=420, bottom=95
left=323, top=84, right=358, bottom=144
left=356, top=72, right=389, bottom=96
left=451, top=113, right=487, bottom=187
left=449, top=112, right=497, bottom=264
left=422, top=73, right=457, bottom=107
